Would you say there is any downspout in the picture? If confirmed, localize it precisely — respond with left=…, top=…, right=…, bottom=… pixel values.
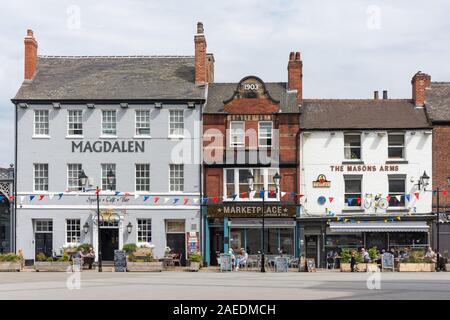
left=14, top=103, right=18, bottom=253
left=200, top=84, right=208, bottom=265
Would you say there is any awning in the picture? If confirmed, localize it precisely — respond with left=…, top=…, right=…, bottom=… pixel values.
left=229, top=218, right=295, bottom=228
left=328, top=221, right=429, bottom=233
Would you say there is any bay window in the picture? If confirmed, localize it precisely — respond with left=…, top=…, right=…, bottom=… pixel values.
left=224, top=168, right=280, bottom=201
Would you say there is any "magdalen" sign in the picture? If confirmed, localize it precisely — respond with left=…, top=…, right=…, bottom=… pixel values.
left=208, top=204, right=296, bottom=218
left=72, top=141, right=145, bottom=153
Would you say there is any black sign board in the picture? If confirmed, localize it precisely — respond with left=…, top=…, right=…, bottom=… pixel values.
left=275, top=257, right=289, bottom=272
left=219, top=253, right=233, bottom=272
left=208, top=204, right=296, bottom=218
left=381, top=253, right=394, bottom=271
left=114, top=250, right=127, bottom=272
left=306, top=258, right=316, bottom=272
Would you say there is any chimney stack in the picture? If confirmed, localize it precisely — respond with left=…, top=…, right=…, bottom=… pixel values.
left=374, top=91, right=379, bottom=100
left=383, top=90, right=388, bottom=100
left=287, top=51, right=303, bottom=105
left=24, top=29, right=38, bottom=80
left=194, top=22, right=207, bottom=84
left=411, top=71, right=431, bottom=107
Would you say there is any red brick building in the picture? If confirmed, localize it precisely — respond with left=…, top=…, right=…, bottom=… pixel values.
left=201, top=53, right=302, bottom=265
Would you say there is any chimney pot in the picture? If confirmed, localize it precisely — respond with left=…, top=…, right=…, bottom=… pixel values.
left=194, top=22, right=207, bottom=84
left=197, top=22, right=204, bottom=34
left=295, top=52, right=301, bottom=61
left=287, top=51, right=303, bottom=105
left=411, top=71, right=431, bottom=107
left=374, top=91, right=379, bottom=100
left=24, top=29, right=38, bottom=80
left=383, top=90, right=388, bottom=99
left=289, top=52, right=295, bottom=61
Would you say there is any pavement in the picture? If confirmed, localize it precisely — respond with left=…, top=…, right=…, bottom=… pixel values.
left=1, top=271, right=450, bottom=300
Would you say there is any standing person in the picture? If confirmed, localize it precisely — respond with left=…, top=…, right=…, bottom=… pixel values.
left=350, top=250, right=357, bottom=272
left=361, top=248, right=370, bottom=263
left=425, top=247, right=437, bottom=263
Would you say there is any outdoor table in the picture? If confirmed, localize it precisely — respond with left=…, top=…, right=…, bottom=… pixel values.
left=161, top=257, right=174, bottom=268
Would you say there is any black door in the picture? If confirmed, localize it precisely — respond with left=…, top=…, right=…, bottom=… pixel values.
left=100, top=229, right=119, bottom=261
left=305, top=235, right=318, bottom=261
left=209, top=227, right=224, bottom=265
left=167, top=233, right=186, bottom=266
left=35, top=233, right=53, bottom=259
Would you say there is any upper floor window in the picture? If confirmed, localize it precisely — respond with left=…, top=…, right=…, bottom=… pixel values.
left=258, top=121, right=273, bottom=147
left=137, top=219, right=152, bottom=243
left=34, top=163, right=49, bottom=191
left=135, top=110, right=151, bottom=136
left=135, top=164, right=150, bottom=192
left=169, top=110, right=184, bottom=137
left=169, top=164, right=184, bottom=192
left=388, top=177, right=406, bottom=207
left=230, top=121, right=245, bottom=147
left=344, top=133, right=361, bottom=160
left=34, top=110, right=49, bottom=136
left=101, top=163, right=116, bottom=191
left=344, top=175, right=361, bottom=207
left=102, top=110, right=117, bottom=136
left=67, top=164, right=82, bottom=191
left=67, top=110, right=83, bottom=136
left=388, top=133, right=405, bottom=159
left=224, top=168, right=279, bottom=201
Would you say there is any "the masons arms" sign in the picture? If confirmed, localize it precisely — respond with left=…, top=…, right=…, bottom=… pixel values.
left=207, top=203, right=297, bottom=218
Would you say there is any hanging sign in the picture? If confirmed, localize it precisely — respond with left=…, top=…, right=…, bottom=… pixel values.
left=313, top=174, right=331, bottom=188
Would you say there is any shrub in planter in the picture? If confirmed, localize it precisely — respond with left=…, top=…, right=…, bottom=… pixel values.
left=125, top=246, right=163, bottom=272
left=0, top=253, right=22, bottom=272
left=122, top=243, right=138, bottom=254
left=188, top=252, right=203, bottom=272
left=35, top=253, right=72, bottom=272
left=78, top=243, right=92, bottom=253
left=368, top=247, right=379, bottom=261
left=36, top=252, right=47, bottom=262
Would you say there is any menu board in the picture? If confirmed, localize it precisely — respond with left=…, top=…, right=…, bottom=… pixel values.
left=306, top=258, right=316, bottom=272
left=114, top=250, right=127, bottom=272
left=381, top=253, right=394, bottom=271
left=275, top=257, right=289, bottom=272
left=219, top=253, right=233, bottom=272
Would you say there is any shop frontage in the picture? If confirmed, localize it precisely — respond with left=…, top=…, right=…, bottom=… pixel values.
left=203, top=203, right=299, bottom=266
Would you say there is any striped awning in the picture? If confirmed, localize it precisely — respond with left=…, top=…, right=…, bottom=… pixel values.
left=329, top=221, right=429, bottom=233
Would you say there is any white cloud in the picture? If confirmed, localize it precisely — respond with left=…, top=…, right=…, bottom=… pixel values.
left=0, top=0, right=449, bottom=166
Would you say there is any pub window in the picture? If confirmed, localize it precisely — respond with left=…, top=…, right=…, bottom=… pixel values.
left=67, top=110, right=83, bottom=136
left=66, top=219, right=81, bottom=243
left=225, top=169, right=235, bottom=198
left=225, top=168, right=280, bottom=201
left=34, top=163, right=49, bottom=191
left=169, top=164, right=184, bottom=192
left=388, top=177, right=406, bottom=207
left=344, top=176, right=361, bottom=207
left=135, top=110, right=151, bottom=136
left=35, top=220, right=53, bottom=232
left=67, top=164, right=82, bottom=191
left=34, top=110, right=49, bottom=136
left=137, top=219, right=152, bottom=243
left=344, top=133, right=361, bottom=160
left=258, top=121, right=273, bottom=147
left=169, top=110, right=184, bottom=137
left=135, top=164, right=150, bottom=192
left=102, top=110, right=117, bottom=136
left=230, top=121, right=245, bottom=147
left=101, top=163, right=116, bottom=191
left=388, top=133, right=405, bottom=159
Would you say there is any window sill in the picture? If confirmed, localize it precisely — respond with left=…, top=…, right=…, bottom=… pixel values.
left=134, top=135, right=152, bottom=139
left=342, top=208, right=364, bottom=213
left=386, top=208, right=408, bottom=212
left=66, top=135, right=84, bottom=139
left=342, top=160, right=364, bottom=165
left=99, top=135, right=118, bottom=139
left=385, top=160, right=408, bottom=164
left=169, top=135, right=185, bottom=140
left=32, top=135, right=51, bottom=139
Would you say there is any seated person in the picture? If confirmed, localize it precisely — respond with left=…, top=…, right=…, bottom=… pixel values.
left=361, top=248, right=370, bottom=263
left=425, top=247, right=437, bottom=263
left=82, top=247, right=95, bottom=269
left=236, top=248, right=248, bottom=271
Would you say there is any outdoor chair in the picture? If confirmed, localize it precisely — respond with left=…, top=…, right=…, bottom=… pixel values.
left=288, top=257, right=299, bottom=268
left=172, top=253, right=182, bottom=267
left=326, top=257, right=336, bottom=269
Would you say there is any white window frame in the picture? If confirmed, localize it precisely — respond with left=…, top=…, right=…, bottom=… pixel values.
left=65, top=219, right=81, bottom=244
left=388, top=132, right=406, bottom=160
left=344, top=176, right=362, bottom=208
left=135, top=164, right=150, bottom=192
left=258, top=121, right=273, bottom=147
left=137, top=219, right=152, bottom=243
left=33, top=163, right=49, bottom=192
left=101, top=163, right=116, bottom=191
left=135, top=110, right=151, bottom=137
left=67, top=164, right=82, bottom=192
left=388, top=177, right=406, bottom=208
left=229, top=121, right=245, bottom=147
left=101, top=110, right=117, bottom=137
left=35, top=220, right=53, bottom=233
left=168, top=109, right=184, bottom=138
left=223, top=168, right=280, bottom=201
left=169, top=164, right=184, bottom=192
left=33, top=109, right=50, bottom=137
left=67, top=110, right=83, bottom=137
left=344, top=133, right=362, bottom=160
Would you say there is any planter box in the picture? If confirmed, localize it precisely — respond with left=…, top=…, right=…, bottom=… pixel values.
left=189, top=261, right=200, bottom=272
left=398, top=263, right=435, bottom=272
left=126, top=262, right=163, bottom=272
left=35, top=261, right=72, bottom=272
left=340, top=263, right=351, bottom=272
left=446, top=264, right=450, bottom=272
left=340, top=263, right=378, bottom=272
left=0, top=262, right=21, bottom=272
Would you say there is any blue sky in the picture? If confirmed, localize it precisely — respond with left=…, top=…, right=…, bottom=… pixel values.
left=0, top=0, right=449, bottom=166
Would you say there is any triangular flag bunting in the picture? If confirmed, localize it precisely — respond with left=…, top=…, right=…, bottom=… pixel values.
left=193, top=198, right=199, bottom=204
left=29, top=195, right=35, bottom=201
left=414, top=192, right=420, bottom=200
left=395, top=195, right=402, bottom=202
left=39, top=195, right=45, bottom=201
left=357, top=197, right=361, bottom=205
left=232, top=193, right=237, bottom=201
left=114, top=191, right=121, bottom=196
left=386, top=195, right=391, bottom=202
left=164, top=197, right=170, bottom=204
left=58, top=193, right=64, bottom=200
left=143, top=195, right=150, bottom=202
left=48, top=193, right=54, bottom=200
left=405, top=194, right=411, bottom=202
left=347, top=198, right=353, bottom=205
left=154, top=197, right=160, bottom=203
left=124, top=192, right=130, bottom=198
left=9, top=196, right=15, bottom=201
left=20, top=196, right=25, bottom=202
left=202, top=198, right=208, bottom=204
left=134, top=194, right=140, bottom=199
left=240, top=192, right=248, bottom=198
left=443, top=189, right=449, bottom=196
left=173, top=198, right=179, bottom=204
left=281, top=192, right=287, bottom=197
left=183, top=198, right=189, bottom=205
left=329, top=197, right=334, bottom=203
left=259, top=189, right=265, bottom=199
left=213, top=197, right=219, bottom=204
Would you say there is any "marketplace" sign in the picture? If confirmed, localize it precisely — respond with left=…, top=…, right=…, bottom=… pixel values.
left=207, top=203, right=296, bottom=218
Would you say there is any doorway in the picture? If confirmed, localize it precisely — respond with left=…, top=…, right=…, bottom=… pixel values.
left=34, top=220, right=53, bottom=259
left=209, top=227, right=224, bottom=265
left=166, top=220, right=186, bottom=266
left=100, top=228, right=119, bottom=261
left=305, top=235, right=319, bottom=265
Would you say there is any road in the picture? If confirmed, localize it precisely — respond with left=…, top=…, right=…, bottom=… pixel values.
left=0, top=271, right=449, bottom=300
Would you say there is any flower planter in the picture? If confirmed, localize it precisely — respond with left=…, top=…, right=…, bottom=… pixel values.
left=35, top=261, right=72, bottom=272
left=189, top=261, right=200, bottom=272
left=340, top=263, right=378, bottom=272
left=340, top=263, right=352, bottom=272
left=398, top=263, right=435, bottom=272
left=0, top=262, right=21, bottom=272
left=126, top=262, right=163, bottom=272
left=445, top=264, right=450, bottom=272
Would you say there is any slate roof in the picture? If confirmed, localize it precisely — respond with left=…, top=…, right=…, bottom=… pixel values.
left=204, top=82, right=299, bottom=113
left=14, top=56, right=206, bottom=101
left=301, top=99, right=431, bottom=130
left=426, top=82, right=450, bottom=122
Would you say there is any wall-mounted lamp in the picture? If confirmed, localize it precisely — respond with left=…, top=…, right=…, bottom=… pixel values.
left=416, top=171, right=430, bottom=190
left=83, top=222, right=90, bottom=234
left=377, top=132, right=386, bottom=137
left=52, top=102, right=61, bottom=109
left=127, top=222, right=133, bottom=234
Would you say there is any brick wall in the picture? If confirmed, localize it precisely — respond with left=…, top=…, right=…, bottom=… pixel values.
left=433, top=124, right=450, bottom=208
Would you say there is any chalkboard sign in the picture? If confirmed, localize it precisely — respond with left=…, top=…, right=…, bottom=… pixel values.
left=275, top=257, right=289, bottom=272
left=306, top=258, right=316, bottom=272
left=114, top=250, right=127, bottom=272
left=381, top=253, right=394, bottom=271
left=219, top=253, right=233, bottom=272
